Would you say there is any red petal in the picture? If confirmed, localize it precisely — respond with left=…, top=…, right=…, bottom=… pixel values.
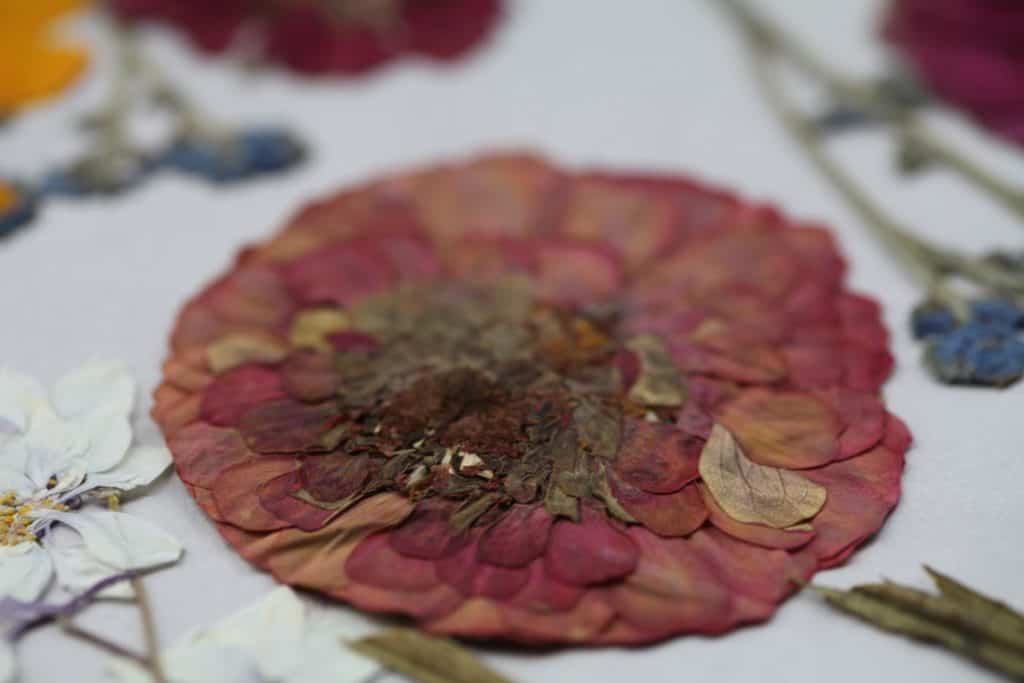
left=530, top=239, right=625, bottom=306
left=168, top=421, right=253, bottom=488
left=198, top=365, right=286, bottom=427
left=300, top=454, right=377, bottom=502
left=826, top=388, right=887, bottom=459
left=388, top=501, right=469, bottom=560
left=799, top=443, right=905, bottom=568
left=200, top=266, right=294, bottom=328
left=613, top=419, right=701, bottom=494
left=545, top=506, right=638, bottom=586
left=608, top=474, right=708, bottom=537
left=346, top=532, right=441, bottom=591
left=237, top=398, right=339, bottom=454
left=257, top=470, right=334, bottom=531
left=405, top=0, right=502, bottom=60
left=477, top=504, right=553, bottom=568
left=280, top=350, right=342, bottom=402
left=282, top=242, right=396, bottom=307
left=883, top=413, right=913, bottom=454
left=211, top=457, right=297, bottom=531
left=718, top=388, right=840, bottom=468
left=508, top=559, right=584, bottom=612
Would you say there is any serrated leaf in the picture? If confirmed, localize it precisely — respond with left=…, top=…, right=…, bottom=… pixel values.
left=348, top=628, right=516, bottom=683
left=698, top=423, right=826, bottom=528
left=814, top=568, right=1024, bottom=679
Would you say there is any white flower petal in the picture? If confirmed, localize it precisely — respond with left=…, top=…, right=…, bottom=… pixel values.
left=0, top=467, right=35, bottom=499
left=22, top=407, right=89, bottom=491
left=0, top=638, right=16, bottom=683
left=106, top=657, right=152, bottom=683
left=73, top=411, right=133, bottom=476
left=87, top=445, right=171, bottom=493
left=48, top=509, right=182, bottom=572
left=199, top=586, right=305, bottom=677
left=0, top=543, right=52, bottom=602
left=52, top=360, right=135, bottom=420
left=47, top=540, right=134, bottom=600
left=0, top=369, right=44, bottom=435
left=289, top=629, right=379, bottom=683
left=162, top=642, right=261, bottom=683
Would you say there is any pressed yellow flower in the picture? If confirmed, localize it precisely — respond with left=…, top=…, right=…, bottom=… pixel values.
left=0, top=0, right=90, bottom=114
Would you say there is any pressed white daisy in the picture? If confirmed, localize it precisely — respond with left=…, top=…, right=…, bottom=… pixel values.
left=0, top=360, right=181, bottom=602
left=107, top=586, right=381, bottom=683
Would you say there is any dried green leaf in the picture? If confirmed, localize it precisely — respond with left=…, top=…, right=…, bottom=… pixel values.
left=348, top=628, right=516, bottom=683
left=625, top=334, right=686, bottom=407
left=698, top=423, right=826, bottom=528
left=814, top=568, right=1024, bottom=679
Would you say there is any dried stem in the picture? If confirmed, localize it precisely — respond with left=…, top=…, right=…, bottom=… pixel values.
left=721, top=0, right=1024, bottom=303
left=60, top=619, right=149, bottom=665
left=132, top=575, right=166, bottom=683
left=718, top=0, right=1024, bottom=223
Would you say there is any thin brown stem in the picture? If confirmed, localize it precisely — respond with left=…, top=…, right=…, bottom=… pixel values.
left=60, top=619, right=149, bottom=665
left=132, top=575, right=166, bottom=683
left=718, top=0, right=1024, bottom=223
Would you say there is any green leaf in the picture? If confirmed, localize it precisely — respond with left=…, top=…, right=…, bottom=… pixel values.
left=348, top=628, right=516, bottom=683
left=813, top=567, right=1024, bottom=679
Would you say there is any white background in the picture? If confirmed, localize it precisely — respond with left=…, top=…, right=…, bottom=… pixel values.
left=2, top=1, right=1023, bottom=681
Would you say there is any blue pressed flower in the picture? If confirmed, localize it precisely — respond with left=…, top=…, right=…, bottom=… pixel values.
left=0, top=181, right=38, bottom=238
left=970, top=298, right=1024, bottom=329
left=164, top=128, right=306, bottom=183
left=910, top=301, right=958, bottom=339
left=925, top=321, right=1024, bottom=387
left=40, top=152, right=154, bottom=197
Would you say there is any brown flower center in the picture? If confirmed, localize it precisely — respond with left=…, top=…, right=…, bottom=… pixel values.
left=292, top=280, right=687, bottom=529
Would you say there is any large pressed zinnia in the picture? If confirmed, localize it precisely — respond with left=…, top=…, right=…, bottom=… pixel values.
left=154, top=153, right=911, bottom=644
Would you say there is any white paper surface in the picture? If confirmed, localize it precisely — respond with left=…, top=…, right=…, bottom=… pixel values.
left=2, top=2, right=1022, bottom=681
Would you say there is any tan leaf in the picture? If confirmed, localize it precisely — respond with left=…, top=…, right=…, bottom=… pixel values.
left=288, top=307, right=350, bottom=350
left=814, top=568, right=1024, bottom=679
left=625, top=334, right=686, bottom=407
left=206, top=333, right=288, bottom=373
left=698, top=423, right=826, bottom=528
left=348, top=628, right=516, bottom=683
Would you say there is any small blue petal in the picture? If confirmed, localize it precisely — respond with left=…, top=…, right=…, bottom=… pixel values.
left=925, top=322, right=1024, bottom=386
left=164, top=128, right=305, bottom=183
left=910, top=301, right=957, bottom=339
left=971, top=298, right=1024, bottom=329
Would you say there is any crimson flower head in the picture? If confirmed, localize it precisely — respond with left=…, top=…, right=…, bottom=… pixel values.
left=155, top=152, right=911, bottom=644
left=883, top=0, right=1024, bottom=147
left=111, top=0, right=502, bottom=75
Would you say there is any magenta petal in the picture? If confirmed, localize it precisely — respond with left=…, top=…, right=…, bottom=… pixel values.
left=257, top=470, right=334, bottom=532
left=388, top=501, right=469, bottom=560
left=199, top=365, right=285, bottom=427
left=545, top=506, right=638, bottom=586
left=477, top=505, right=553, bottom=568
left=346, top=533, right=440, bottom=591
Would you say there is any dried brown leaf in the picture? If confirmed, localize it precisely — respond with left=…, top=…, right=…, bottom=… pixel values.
left=698, top=423, right=826, bottom=528
left=814, top=568, right=1024, bottom=679
left=349, top=628, right=516, bottom=683
left=625, top=334, right=686, bottom=407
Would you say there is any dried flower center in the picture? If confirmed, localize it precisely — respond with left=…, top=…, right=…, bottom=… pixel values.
left=291, top=282, right=687, bottom=529
left=0, top=490, right=68, bottom=546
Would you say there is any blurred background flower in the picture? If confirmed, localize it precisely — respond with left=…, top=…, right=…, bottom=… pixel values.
left=110, top=0, right=503, bottom=76
left=883, top=0, right=1024, bottom=148
left=0, top=0, right=90, bottom=117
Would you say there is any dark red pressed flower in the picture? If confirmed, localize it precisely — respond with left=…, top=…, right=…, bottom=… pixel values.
left=883, top=0, right=1024, bottom=147
left=154, top=152, right=911, bottom=644
left=110, top=0, right=502, bottom=75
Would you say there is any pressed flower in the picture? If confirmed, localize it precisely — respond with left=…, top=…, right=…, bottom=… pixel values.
left=0, top=182, right=38, bottom=240
left=0, top=0, right=89, bottom=115
left=154, top=153, right=911, bottom=644
left=110, top=0, right=502, bottom=76
left=883, top=0, right=1024, bottom=147
left=0, top=361, right=182, bottom=602
left=107, top=586, right=380, bottom=683
left=163, top=128, right=307, bottom=183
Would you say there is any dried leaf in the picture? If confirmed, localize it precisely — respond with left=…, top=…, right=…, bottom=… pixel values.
left=206, top=333, right=287, bottom=373
left=288, top=307, right=350, bottom=351
left=624, top=334, right=686, bottom=407
left=814, top=568, right=1024, bottom=679
left=348, top=628, right=516, bottom=683
left=698, top=423, right=826, bottom=528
